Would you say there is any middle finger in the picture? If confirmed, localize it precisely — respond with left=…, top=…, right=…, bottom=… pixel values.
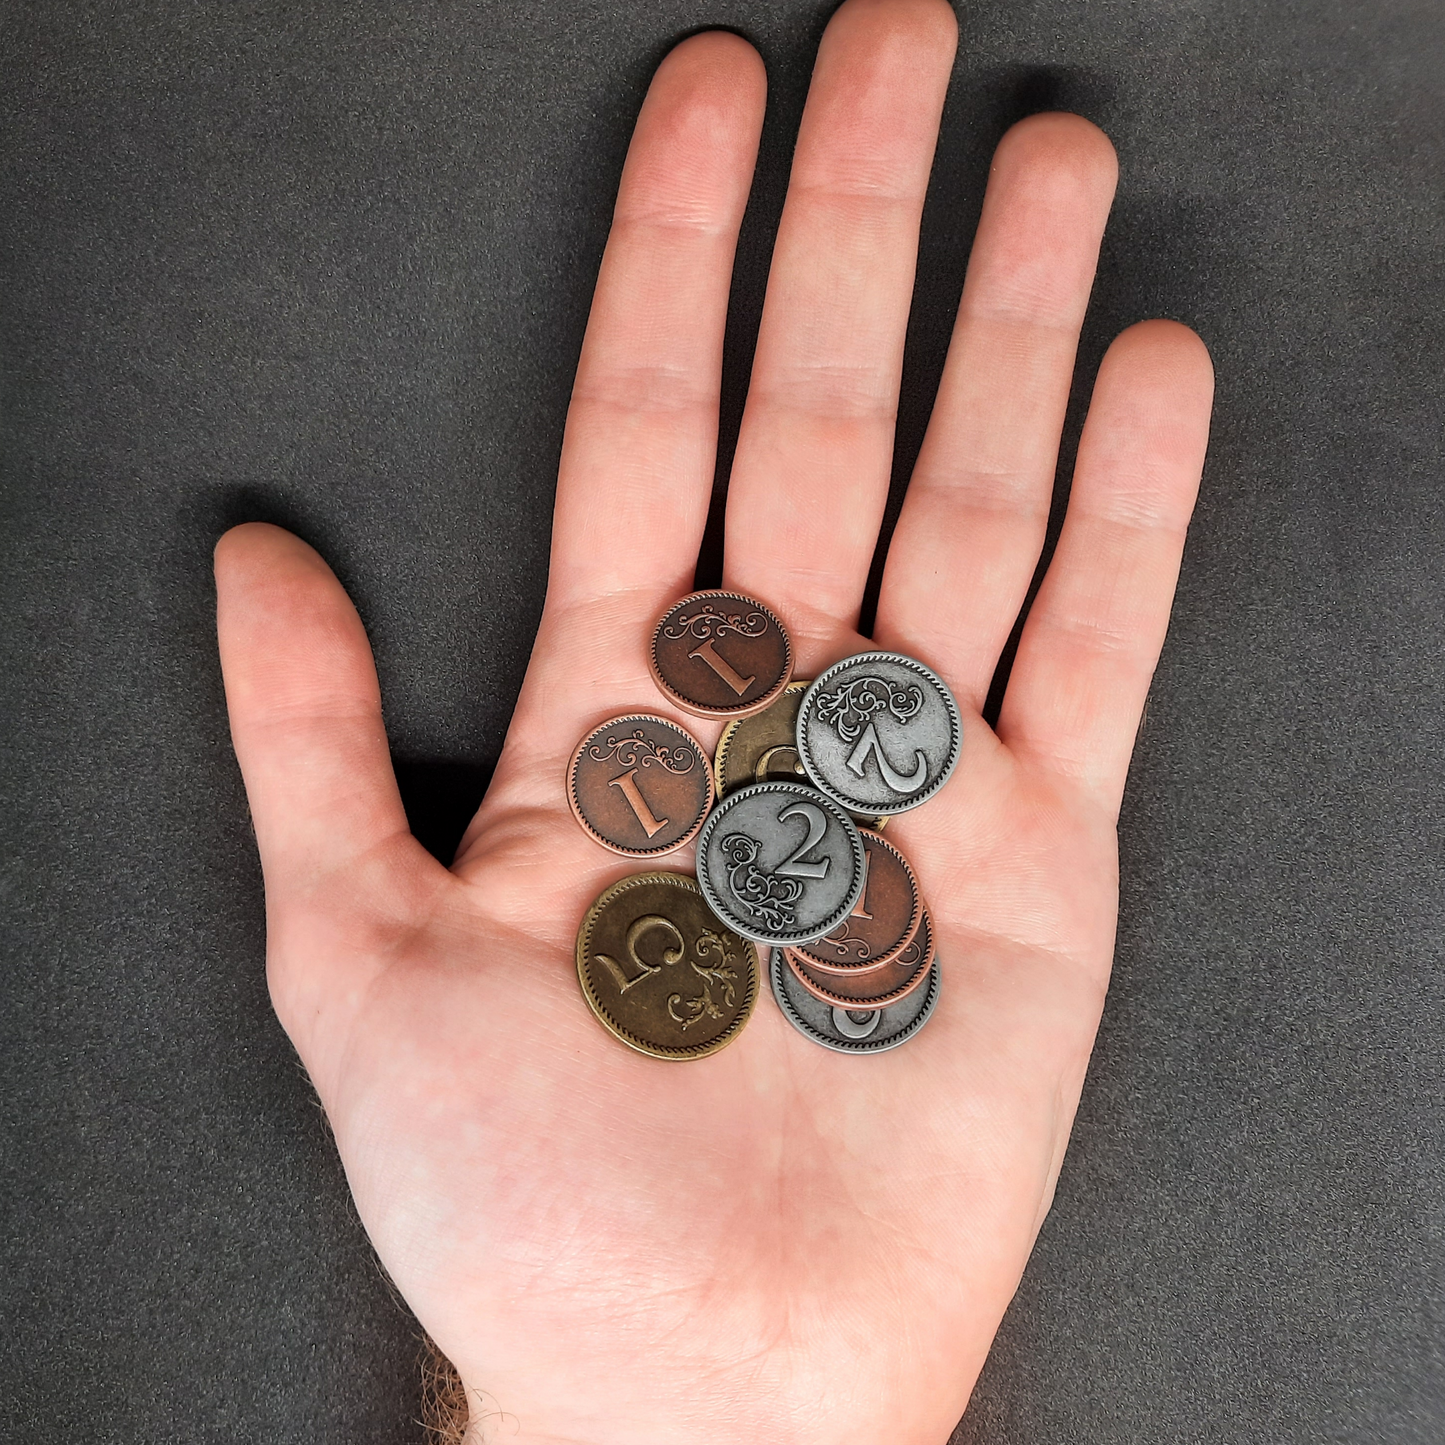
left=723, top=0, right=957, bottom=651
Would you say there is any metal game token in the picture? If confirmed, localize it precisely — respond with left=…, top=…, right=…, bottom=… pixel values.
left=785, top=907, right=935, bottom=1010
left=568, top=714, right=714, bottom=857
left=714, top=680, right=813, bottom=794
left=714, top=681, right=888, bottom=828
left=695, top=780, right=865, bottom=947
left=576, top=872, right=759, bottom=1060
left=796, top=652, right=962, bottom=816
left=649, top=589, right=793, bottom=719
left=790, top=830, right=922, bottom=973
left=770, top=945, right=940, bottom=1054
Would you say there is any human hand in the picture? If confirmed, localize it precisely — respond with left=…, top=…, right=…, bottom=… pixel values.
left=214, top=2, right=1212, bottom=1440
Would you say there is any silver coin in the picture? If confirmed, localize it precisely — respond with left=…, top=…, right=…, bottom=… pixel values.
left=770, top=946, right=940, bottom=1054
left=695, top=780, right=865, bottom=947
left=796, top=651, right=962, bottom=816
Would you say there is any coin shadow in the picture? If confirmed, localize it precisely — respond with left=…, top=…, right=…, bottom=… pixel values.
left=392, top=756, right=496, bottom=865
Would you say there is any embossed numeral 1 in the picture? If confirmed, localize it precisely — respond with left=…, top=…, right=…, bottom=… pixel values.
left=688, top=637, right=756, bottom=696
left=850, top=848, right=873, bottom=919
left=608, top=769, right=669, bottom=838
left=844, top=722, right=928, bottom=794
left=775, top=801, right=830, bottom=879
left=595, top=914, right=684, bottom=993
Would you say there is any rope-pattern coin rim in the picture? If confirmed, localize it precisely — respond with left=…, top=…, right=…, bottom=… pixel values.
left=694, top=780, right=867, bottom=948
left=648, top=589, right=794, bottom=719
left=769, top=947, right=941, bottom=1056
left=567, top=713, right=716, bottom=858
left=796, top=651, right=963, bottom=816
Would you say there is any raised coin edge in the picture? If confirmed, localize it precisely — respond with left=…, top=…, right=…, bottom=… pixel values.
left=567, top=713, right=716, bottom=858
left=784, top=909, right=936, bottom=1010
left=796, top=651, right=963, bottom=816
left=575, top=871, right=759, bottom=1060
left=713, top=679, right=812, bottom=796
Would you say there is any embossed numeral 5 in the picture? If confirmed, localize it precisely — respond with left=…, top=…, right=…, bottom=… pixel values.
left=775, top=801, right=830, bottom=880
left=595, top=915, right=684, bottom=993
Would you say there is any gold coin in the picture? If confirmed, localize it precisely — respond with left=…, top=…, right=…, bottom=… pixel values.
left=714, top=681, right=812, bottom=794
left=714, top=681, right=886, bottom=829
left=575, top=872, right=760, bottom=1060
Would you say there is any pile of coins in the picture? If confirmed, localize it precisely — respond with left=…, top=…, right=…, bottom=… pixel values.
left=569, top=590, right=961, bottom=1060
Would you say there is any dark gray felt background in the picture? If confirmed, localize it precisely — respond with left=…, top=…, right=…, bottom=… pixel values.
left=3, top=0, right=1443, bottom=1440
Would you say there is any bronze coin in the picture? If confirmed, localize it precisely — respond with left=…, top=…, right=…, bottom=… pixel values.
left=576, top=872, right=760, bottom=1059
left=785, top=908, right=935, bottom=1010
left=714, top=680, right=811, bottom=794
left=649, top=589, right=792, bottom=719
left=568, top=714, right=714, bottom=857
left=789, top=830, right=922, bottom=974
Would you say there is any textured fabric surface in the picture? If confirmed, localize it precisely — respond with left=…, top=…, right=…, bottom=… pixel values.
left=3, top=2, right=1443, bottom=1441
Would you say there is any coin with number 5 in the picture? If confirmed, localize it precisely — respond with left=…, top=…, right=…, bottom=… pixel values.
left=576, top=872, right=759, bottom=1060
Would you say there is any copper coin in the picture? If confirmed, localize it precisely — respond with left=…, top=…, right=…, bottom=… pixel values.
left=568, top=714, right=714, bottom=857
left=649, top=589, right=792, bottom=719
left=789, top=830, right=921, bottom=974
left=576, top=872, right=760, bottom=1060
left=785, top=908, right=935, bottom=1010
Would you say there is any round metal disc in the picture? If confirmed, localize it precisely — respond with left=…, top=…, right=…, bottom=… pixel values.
left=567, top=714, right=715, bottom=857
left=649, top=589, right=793, bottom=719
left=770, top=946, right=940, bottom=1054
left=796, top=651, right=963, bottom=816
left=713, top=680, right=812, bottom=794
left=695, top=781, right=865, bottom=947
left=714, top=681, right=887, bottom=828
left=575, top=871, right=759, bottom=1060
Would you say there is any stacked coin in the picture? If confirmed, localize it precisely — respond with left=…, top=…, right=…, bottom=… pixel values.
left=568, top=589, right=961, bottom=1059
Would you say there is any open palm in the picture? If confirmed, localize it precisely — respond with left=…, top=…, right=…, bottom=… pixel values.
left=215, top=3, right=1212, bottom=1441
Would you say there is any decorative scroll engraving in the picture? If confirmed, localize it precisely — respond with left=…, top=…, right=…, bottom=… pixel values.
left=668, top=929, right=741, bottom=1031
left=811, top=919, right=873, bottom=963
left=813, top=676, right=924, bottom=742
left=598, top=918, right=742, bottom=1033
left=720, top=832, right=804, bottom=932
left=587, top=729, right=697, bottom=774
left=662, top=605, right=769, bottom=645
left=813, top=676, right=928, bottom=795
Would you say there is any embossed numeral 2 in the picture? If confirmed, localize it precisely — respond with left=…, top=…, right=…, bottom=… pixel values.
left=775, top=801, right=830, bottom=880
left=688, top=637, right=756, bottom=697
left=608, top=769, right=670, bottom=838
left=845, top=722, right=927, bottom=794
left=596, top=915, right=683, bottom=993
